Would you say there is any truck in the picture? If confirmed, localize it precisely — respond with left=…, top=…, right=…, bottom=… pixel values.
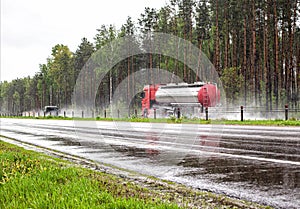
left=141, top=82, right=220, bottom=118
left=44, top=106, right=59, bottom=116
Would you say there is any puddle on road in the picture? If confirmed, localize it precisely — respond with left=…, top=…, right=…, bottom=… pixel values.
left=45, top=137, right=65, bottom=141
left=178, top=155, right=299, bottom=188
left=110, top=144, right=160, bottom=158
left=52, top=134, right=299, bottom=194
left=42, top=137, right=82, bottom=146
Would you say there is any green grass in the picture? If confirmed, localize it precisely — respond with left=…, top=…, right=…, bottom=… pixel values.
left=1, top=115, right=299, bottom=126
left=0, top=141, right=180, bottom=209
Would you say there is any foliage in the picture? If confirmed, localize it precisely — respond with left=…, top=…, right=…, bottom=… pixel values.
left=220, top=67, right=244, bottom=105
left=167, top=115, right=183, bottom=123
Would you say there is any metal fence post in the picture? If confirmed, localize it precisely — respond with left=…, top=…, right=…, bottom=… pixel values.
left=205, top=107, right=208, bottom=121
left=177, top=108, right=181, bottom=119
left=241, top=106, right=244, bottom=121
left=285, top=104, right=288, bottom=120
left=64, top=111, right=66, bottom=118
left=154, top=108, right=156, bottom=119
left=104, top=109, right=106, bottom=118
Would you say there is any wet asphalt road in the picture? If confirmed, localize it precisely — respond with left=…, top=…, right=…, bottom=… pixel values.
left=0, top=118, right=299, bottom=208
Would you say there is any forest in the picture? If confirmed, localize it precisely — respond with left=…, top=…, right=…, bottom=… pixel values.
left=1, top=0, right=300, bottom=115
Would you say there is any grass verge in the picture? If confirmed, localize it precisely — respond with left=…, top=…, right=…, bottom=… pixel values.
left=0, top=140, right=273, bottom=209
left=0, top=140, right=180, bottom=209
left=1, top=115, right=300, bottom=126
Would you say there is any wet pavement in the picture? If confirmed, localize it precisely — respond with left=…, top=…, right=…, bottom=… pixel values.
left=0, top=118, right=299, bottom=208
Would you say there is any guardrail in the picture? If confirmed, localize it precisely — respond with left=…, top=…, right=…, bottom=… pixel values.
left=204, top=105, right=299, bottom=121
left=1, top=105, right=299, bottom=121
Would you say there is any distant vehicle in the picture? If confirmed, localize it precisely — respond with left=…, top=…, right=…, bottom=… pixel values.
left=44, top=106, right=59, bottom=115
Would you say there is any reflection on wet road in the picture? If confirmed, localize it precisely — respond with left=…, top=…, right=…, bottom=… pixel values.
left=0, top=118, right=299, bottom=208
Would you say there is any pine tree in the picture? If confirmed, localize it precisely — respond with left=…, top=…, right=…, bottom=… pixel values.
left=195, top=0, right=210, bottom=81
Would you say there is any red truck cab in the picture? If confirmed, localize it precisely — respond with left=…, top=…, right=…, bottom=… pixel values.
left=141, top=84, right=160, bottom=117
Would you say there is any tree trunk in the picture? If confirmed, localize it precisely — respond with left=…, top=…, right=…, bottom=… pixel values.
left=267, top=0, right=272, bottom=111
left=224, top=1, right=229, bottom=69
left=287, top=0, right=293, bottom=105
left=251, top=0, right=257, bottom=105
left=291, top=0, right=297, bottom=107
left=243, top=3, right=247, bottom=106
left=197, top=40, right=203, bottom=82
left=264, top=4, right=269, bottom=112
left=127, top=56, right=131, bottom=105
left=273, top=0, right=279, bottom=110
left=297, top=43, right=300, bottom=109
left=214, top=0, right=220, bottom=76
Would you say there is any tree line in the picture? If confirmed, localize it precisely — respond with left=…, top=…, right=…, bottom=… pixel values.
left=1, top=0, right=299, bottom=115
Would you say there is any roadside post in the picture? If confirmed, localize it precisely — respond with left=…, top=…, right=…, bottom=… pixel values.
left=285, top=104, right=288, bottom=120
left=241, top=106, right=244, bottom=121
left=205, top=107, right=208, bottom=121
left=177, top=108, right=181, bottom=119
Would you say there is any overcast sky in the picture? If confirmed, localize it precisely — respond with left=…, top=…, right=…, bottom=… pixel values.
left=1, top=0, right=167, bottom=82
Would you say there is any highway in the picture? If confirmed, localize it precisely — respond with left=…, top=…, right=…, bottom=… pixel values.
left=0, top=118, right=299, bottom=208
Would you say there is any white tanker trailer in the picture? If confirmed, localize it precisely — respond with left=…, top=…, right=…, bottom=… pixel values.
left=141, top=82, right=220, bottom=118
